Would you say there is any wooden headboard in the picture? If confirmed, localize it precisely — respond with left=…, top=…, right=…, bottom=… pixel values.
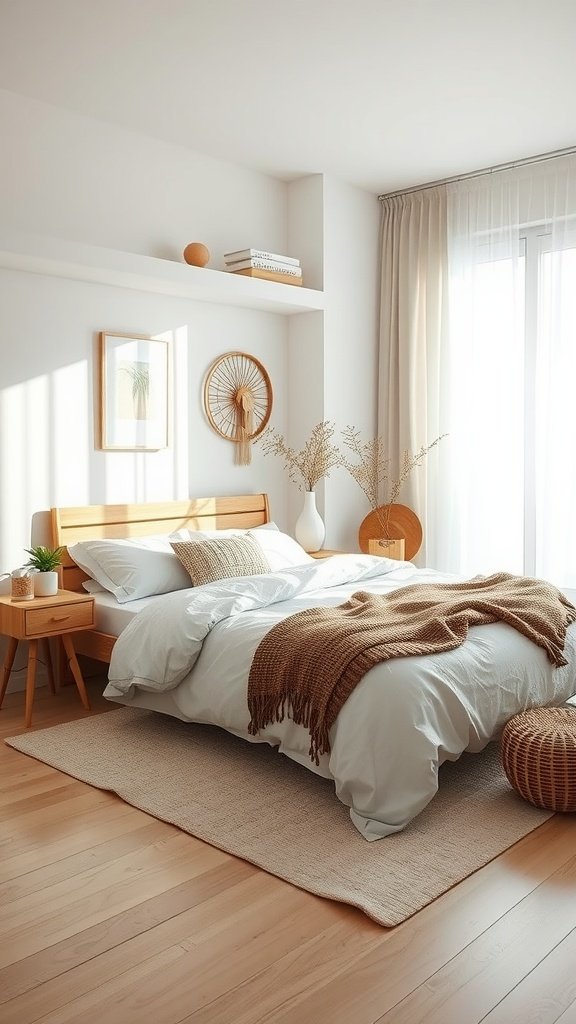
left=49, top=493, right=271, bottom=665
left=51, top=494, right=271, bottom=594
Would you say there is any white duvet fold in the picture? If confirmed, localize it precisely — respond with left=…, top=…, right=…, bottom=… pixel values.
left=108, top=554, right=411, bottom=697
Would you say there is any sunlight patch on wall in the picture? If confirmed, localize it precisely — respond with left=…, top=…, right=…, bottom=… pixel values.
left=52, top=360, right=89, bottom=505
left=0, top=362, right=90, bottom=571
left=0, top=381, right=27, bottom=570
left=168, top=325, right=190, bottom=498
left=1, top=376, right=50, bottom=568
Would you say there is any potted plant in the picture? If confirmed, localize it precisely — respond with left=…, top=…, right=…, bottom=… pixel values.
left=24, top=545, right=64, bottom=597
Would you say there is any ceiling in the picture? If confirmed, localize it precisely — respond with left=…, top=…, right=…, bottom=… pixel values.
left=1, top=0, right=575, bottom=195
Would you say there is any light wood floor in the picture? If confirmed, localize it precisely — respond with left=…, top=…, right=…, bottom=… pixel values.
left=1, top=680, right=576, bottom=1024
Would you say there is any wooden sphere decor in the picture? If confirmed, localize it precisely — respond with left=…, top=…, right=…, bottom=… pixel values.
left=183, top=242, right=210, bottom=267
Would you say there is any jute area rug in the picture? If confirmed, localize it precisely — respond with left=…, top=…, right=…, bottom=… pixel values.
left=6, top=707, right=553, bottom=927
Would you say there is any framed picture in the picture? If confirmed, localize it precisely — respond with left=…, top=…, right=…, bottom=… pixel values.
left=99, top=332, right=170, bottom=451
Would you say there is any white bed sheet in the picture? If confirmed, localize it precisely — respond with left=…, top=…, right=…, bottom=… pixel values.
left=92, top=591, right=164, bottom=636
left=103, top=557, right=576, bottom=840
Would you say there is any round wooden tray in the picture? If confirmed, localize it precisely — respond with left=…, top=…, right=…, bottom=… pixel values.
left=359, top=503, right=423, bottom=560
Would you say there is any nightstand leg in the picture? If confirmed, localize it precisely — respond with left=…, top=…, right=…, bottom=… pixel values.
left=56, top=638, right=66, bottom=687
left=25, top=639, right=38, bottom=728
left=61, top=634, right=90, bottom=711
left=42, top=638, right=56, bottom=695
left=0, top=637, right=19, bottom=709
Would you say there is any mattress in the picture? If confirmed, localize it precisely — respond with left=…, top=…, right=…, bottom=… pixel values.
left=92, top=590, right=166, bottom=636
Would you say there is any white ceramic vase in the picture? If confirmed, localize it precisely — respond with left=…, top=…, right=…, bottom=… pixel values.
left=33, top=571, right=59, bottom=597
left=295, top=490, right=325, bottom=552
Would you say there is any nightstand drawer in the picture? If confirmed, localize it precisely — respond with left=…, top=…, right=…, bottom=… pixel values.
left=25, top=601, right=94, bottom=636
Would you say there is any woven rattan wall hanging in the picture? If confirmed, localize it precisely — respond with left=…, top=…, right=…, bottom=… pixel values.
left=203, top=351, right=273, bottom=464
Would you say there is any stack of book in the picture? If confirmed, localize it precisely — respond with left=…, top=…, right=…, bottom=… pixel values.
left=223, top=248, right=302, bottom=286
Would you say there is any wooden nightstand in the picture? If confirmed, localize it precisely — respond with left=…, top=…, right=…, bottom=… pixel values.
left=0, top=590, right=95, bottom=727
left=309, top=550, right=346, bottom=559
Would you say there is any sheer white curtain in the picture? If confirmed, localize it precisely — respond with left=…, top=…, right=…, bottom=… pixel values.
left=530, top=160, right=576, bottom=587
left=379, top=153, right=576, bottom=587
left=441, top=171, right=526, bottom=576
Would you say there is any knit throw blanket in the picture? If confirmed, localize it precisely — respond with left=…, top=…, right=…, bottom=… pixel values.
left=247, top=573, right=576, bottom=764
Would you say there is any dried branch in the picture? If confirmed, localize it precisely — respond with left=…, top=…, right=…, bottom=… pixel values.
left=261, top=421, right=342, bottom=491
left=341, top=427, right=445, bottom=537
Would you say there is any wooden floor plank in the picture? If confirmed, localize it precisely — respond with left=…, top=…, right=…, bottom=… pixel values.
left=251, top=817, right=576, bottom=1024
left=372, top=857, right=576, bottom=1023
left=0, top=861, right=257, bottom=1019
left=32, top=888, right=348, bottom=1024
left=0, top=778, right=93, bottom=816
left=181, top=907, right=382, bottom=1024
left=1, top=787, right=114, bottom=840
left=0, top=819, right=172, bottom=906
left=34, top=945, right=191, bottom=1024
left=481, top=926, right=576, bottom=1024
left=0, top=838, right=229, bottom=969
left=0, top=766, right=59, bottom=797
left=556, top=1000, right=576, bottom=1023
left=0, top=829, right=211, bottom=931
left=0, top=803, right=149, bottom=882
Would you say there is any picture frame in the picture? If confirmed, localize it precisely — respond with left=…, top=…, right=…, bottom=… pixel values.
left=99, top=332, right=170, bottom=451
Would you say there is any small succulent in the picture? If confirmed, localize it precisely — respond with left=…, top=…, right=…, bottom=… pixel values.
left=24, top=545, right=64, bottom=573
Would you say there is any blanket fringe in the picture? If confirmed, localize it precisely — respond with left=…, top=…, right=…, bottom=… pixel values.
left=248, top=691, right=329, bottom=766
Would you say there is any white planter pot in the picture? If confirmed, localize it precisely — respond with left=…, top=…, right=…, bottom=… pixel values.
left=33, top=571, right=59, bottom=597
left=295, top=490, right=325, bottom=552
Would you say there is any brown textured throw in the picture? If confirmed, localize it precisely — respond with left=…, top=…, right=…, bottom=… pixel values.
left=247, top=573, right=576, bottom=764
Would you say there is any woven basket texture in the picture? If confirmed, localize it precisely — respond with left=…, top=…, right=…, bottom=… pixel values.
left=501, top=706, right=576, bottom=812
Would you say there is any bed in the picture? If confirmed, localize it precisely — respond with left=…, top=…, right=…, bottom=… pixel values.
left=51, top=495, right=576, bottom=841
left=51, top=494, right=272, bottom=663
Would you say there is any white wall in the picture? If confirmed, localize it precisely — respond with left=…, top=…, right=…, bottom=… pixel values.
left=286, top=175, right=326, bottom=529
left=0, top=90, right=294, bottom=691
left=322, top=175, right=381, bottom=551
left=0, top=89, right=288, bottom=266
left=0, top=89, right=381, bottom=692
left=0, top=89, right=294, bottom=572
left=0, top=269, right=290, bottom=565
left=286, top=175, right=380, bottom=551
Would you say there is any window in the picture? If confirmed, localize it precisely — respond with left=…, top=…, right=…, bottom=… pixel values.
left=448, top=223, right=576, bottom=587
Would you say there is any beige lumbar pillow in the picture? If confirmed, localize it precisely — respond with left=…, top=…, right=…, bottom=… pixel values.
left=170, top=535, right=271, bottom=587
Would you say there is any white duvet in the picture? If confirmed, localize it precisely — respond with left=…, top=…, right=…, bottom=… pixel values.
left=104, top=555, right=576, bottom=840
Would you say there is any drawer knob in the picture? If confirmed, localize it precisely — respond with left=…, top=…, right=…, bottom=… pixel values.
left=50, top=615, right=70, bottom=623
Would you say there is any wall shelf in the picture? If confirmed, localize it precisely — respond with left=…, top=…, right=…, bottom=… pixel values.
left=0, top=231, right=325, bottom=315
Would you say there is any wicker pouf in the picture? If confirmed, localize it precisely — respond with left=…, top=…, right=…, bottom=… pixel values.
left=501, top=706, right=576, bottom=812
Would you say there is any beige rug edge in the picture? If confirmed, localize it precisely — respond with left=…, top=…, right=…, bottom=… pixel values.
left=5, top=708, right=553, bottom=927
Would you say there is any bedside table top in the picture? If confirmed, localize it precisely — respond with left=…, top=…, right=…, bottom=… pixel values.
left=0, top=589, right=93, bottom=609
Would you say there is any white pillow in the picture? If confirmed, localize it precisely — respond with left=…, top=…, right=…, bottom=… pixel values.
left=68, top=532, right=192, bottom=603
left=70, top=523, right=280, bottom=602
left=247, top=529, right=313, bottom=570
left=182, top=521, right=280, bottom=541
left=82, top=579, right=107, bottom=594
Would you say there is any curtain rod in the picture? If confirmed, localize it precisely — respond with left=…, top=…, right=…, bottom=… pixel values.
left=378, top=144, right=576, bottom=201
